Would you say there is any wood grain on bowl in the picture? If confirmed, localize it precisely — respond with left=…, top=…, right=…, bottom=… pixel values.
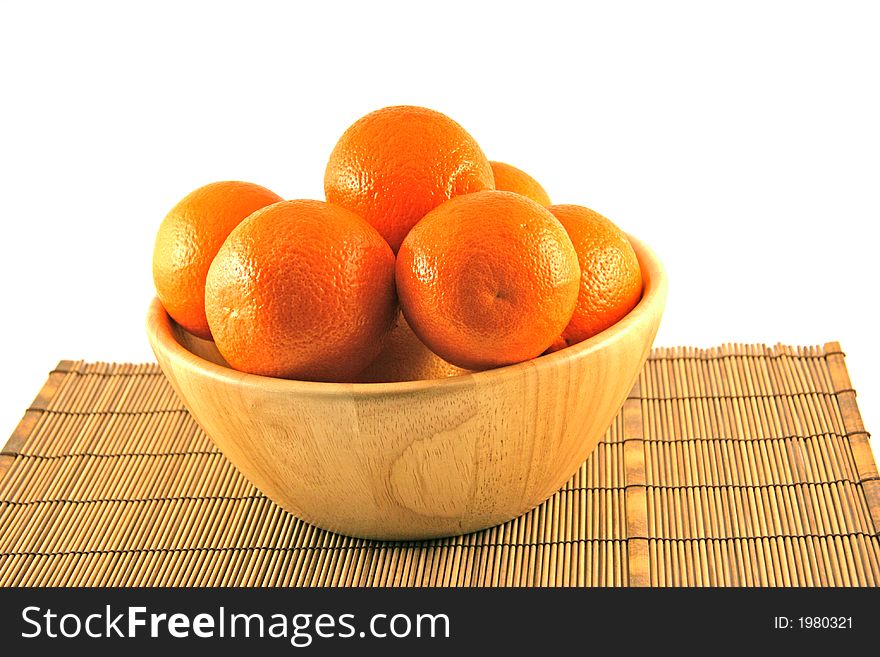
left=146, top=234, right=667, bottom=540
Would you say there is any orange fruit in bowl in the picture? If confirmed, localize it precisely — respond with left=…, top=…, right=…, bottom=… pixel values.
left=355, top=311, right=469, bottom=383
left=205, top=200, right=397, bottom=382
left=547, top=204, right=643, bottom=352
left=396, top=190, right=580, bottom=370
left=324, top=105, right=495, bottom=252
left=489, top=161, right=551, bottom=206
left=152, top=181, right=282, bottom=339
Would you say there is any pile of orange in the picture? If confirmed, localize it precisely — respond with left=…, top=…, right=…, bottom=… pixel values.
left=152, top=106, right=643, bottom=382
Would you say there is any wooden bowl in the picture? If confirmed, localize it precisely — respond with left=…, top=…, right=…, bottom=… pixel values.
left=146, top=234, right=667, bottom=540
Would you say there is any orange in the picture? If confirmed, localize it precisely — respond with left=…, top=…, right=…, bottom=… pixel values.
left=490, top=161, right=551, bottom=206
left=205, top=200, right=397, bottom=381
left=152, top=181, right=282, bottom=339
left=355, top=311, right=469, bottom=383
left=547, top=204, right=643, bottom=351
left=396, top=190, right=580, bottom=370
left=324, top=105, right=494, bottom=252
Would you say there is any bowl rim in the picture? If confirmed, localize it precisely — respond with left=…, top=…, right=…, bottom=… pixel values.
left=147, top=232, right=668, bottom=398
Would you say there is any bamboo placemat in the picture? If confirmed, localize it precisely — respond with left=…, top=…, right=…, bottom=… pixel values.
left=0, top=342, right=877, bottom=587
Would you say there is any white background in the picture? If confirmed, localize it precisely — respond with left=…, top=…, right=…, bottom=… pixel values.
left=1, top=1, right=877, bottom=466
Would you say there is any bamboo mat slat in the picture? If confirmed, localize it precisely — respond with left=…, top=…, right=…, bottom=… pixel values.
left=0, top=342, right=877, bottom=587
